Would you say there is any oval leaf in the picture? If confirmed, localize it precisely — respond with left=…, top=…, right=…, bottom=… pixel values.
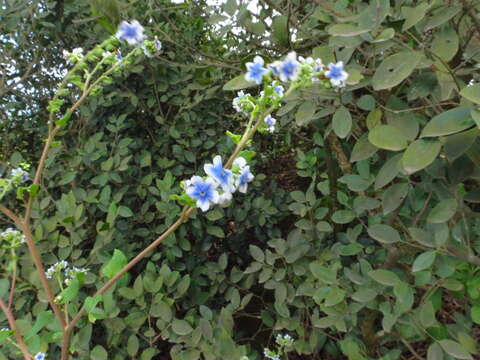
left=421, top=107, right=474, bottom=137
left=368, top=125, right=408, bottom=151
left=372, top=51, right=422, bottom=90
left=368, top=224, right=401, bottom=244
left=332, top=106, right=352, bottom=139
left=402, top=139, right=442, bottom=174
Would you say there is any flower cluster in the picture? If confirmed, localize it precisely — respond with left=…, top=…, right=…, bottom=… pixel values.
left=244, top=52, right=348, bottom=89
left=62, top=48, right=84, bottom=64
left=0, top=228, right=25, bottom=247
left=184, top=156, right=253, bottom=212
left=263, top=349, right=280, bottom=360
left=275, top=333, right=294, bottom=347
left=45, top=260, right=88, bottom=285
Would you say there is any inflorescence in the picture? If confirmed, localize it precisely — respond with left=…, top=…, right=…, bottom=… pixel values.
left=45, top=260, right=88, bottom=285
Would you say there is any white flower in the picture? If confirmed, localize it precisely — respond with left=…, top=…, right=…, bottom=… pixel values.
left=325, top=61, right=348, bottom=87
left=264, top=115, right=276, bottom=132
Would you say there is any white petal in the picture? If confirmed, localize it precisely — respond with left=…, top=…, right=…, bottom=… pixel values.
left=233, top=157, right=247, bottom=168
left=213, top=155, right=222, bottom=167
left=197, top=199, right=210, bottom=212
left=190, top=175, right=203, bottom=185
left=204, top=163, right=214, bottom=178
left=254, top=56, right=264, bottom=65
left=211, top=190, right=220, bottom=204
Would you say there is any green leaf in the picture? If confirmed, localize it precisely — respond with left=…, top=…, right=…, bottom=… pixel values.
left=460, top=84, right=480, bottom=105
left=402, top=3, right=429, bottom=31
left=428, top=343, right=444, bottom=360
left=427, top=199, right=457, bottom=223
left=350, top=133, right=378, bottom=162
left=368, top=125, right=408, bottom=151
left=419, top=301, right=436, bottom=328
left=25, top=311, right=53, bottom=339
left=249, top=245, right=264, bottom=263
left=327, top=24, right=370, bottom=37
left=371, top=28, right=394, bottom=43
left=223, top=74, right=255, bottom=91
left=332, top=106, right=352, bottom=139
left=438, top=340, right=473, bottom=360
left=309, top=262, right=337, bottom=284
left=431, top=27, right=459, bottom=62
left=402, top=139, right=442, bottom=174
left=58, top=277, right=80, bottom=304
left=368, top=269, right=401, bottom=286
left=424, top=5, right=462, bottom=31
left=172, top=319, right=193, bottom=336
left=471, top=305, right=480, bottom=324
left=382, top=183, right=409, bottom=215
left=324, top=287, right=346, bottom=306
left=368, top=224, right=401, bottom=244
left=374, top=154, right=402, bottom=190
left=351, top=288, right=377, bottom=302
left=295, top=101, right=316, bottom=126
left=394, top=282, right=414, bottom=313
left=372, top=51, right=422, bottom=90
left=118, top=206, right=133, bottom=217
left=331, top=210, right=356, bottom=224
left=412, top=251, right=437, bottom=272
left=421, top=107, right=474, bottom=137
left=443, top=128, right=478, bottom=161
left=91, top=345, right=108, bottom=360
left=101, top=249, right=128, bottom=279
left=207, top=225, right=225, bottom=238
left=272, top=15, right=289, bottom=46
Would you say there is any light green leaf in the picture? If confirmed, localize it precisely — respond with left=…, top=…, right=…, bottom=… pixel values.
left=332, top=106, right=352, bottom=139
left=331, top=210, right=356, bottom=224
left=421, top=107, right=474, bottom=137
left=412, top=251, right=437, bottom=272
left=368, top=269, right=401, bottom=286
left=249, top=245, right=264, bottom=263
left=368, top=125, right=408, bottom=151
left=460, top=84, right=480, bottom=105
left=374, top=153, right=402, bottom=190
left=101, top=249, right=128, bottom=279
left=172, top=319, right=193, bottom=336
left=402, top=139, right=442, bottom=174
left=427, top=199, right=457, bottom=223
left=372, top=51, right=422, bottom=90
left=272, top=16, right=289, bottom=46
left=223, top=74, right=255, bottom=91
left=295, top=101, right=316, bottom=126
left=438, top=340, right=473, bottom=360
left=368, top=224, right=401, bottom=244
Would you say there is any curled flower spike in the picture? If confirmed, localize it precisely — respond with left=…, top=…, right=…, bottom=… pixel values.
left=277, top=52, right=300, bottom=82
left=204, top=156, right=235, bottom=193
left=116, top=20, right=145, bottom=46
left=264, top=115, right=276, bottom=133
left=325, top=61, right=348, bottom=87
left=186, top=176, right=219, bottom=212
left=245, top=56, right=269, bottom=85
left=34, top=353, right=46, bottom=360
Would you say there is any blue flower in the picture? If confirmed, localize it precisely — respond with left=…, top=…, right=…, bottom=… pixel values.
left=11, top=167, right=29, bottom=182
left=264, top=115, right=276, bottom=133
left=34, top=353, right=46, bottom=360
left=245, top=56, right=269, bottom=85
left=325, top=61, right=348, bottom=87
left=186, top=176, right=219, bottom=212
left=116, top=49, right=123, bottom=61
left=236, top=166, right=254, bottom=193
left=204, top=155, right=235, bottom=192
left=272, top=82, right=284, bottom=97
left=116, top=20, right=145, bottom=46
left=277, top=52, right=300, bottom=82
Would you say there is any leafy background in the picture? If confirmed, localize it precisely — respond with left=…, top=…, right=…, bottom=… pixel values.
left=1, top=0, right=480, bottom=359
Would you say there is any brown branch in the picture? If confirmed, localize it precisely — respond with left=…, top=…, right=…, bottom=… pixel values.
left=326, top=132, right=352, bottom=174
left=7, top=265, right=17, bottom=310
left=0, top=298, right=32, bottom=360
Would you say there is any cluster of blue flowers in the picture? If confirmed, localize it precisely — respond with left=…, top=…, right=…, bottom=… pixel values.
left=184, top=156, right=253, bottom=212
left=245, top=51, right=348, bottom=88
